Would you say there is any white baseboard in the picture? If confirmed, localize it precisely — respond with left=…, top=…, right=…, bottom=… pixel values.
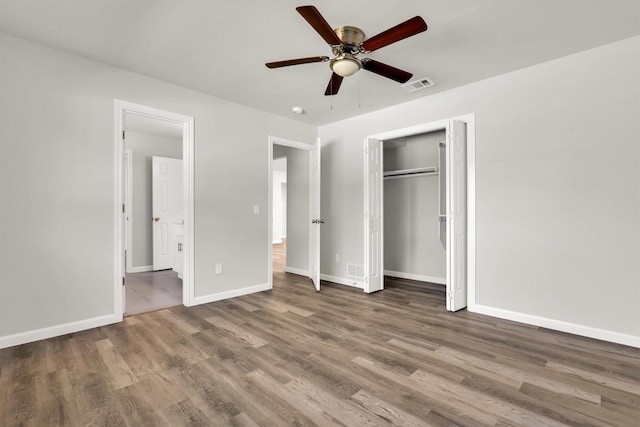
left=384, top=270, right=446, bottom=285
left=190, top=283, right=271, bottom=306
left=0, top=313, right=122, bottom=350
left=320, top=274, right=364, bottom=289
left=128, top=265, right=153, bottom=273
left=471, top=304, right=640, bottom=348
left=272, top=239, right=282, bottom=244
left=284, top=266, right=309, bottom=276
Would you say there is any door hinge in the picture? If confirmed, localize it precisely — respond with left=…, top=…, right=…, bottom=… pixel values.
left=122, top=204, right=125, bottom=213
left=122, top=277, right=125, bottom=286
left=122, top=130, right=125, bottom=140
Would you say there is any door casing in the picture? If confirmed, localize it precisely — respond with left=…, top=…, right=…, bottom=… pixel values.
left=363, top=114, right=476, bottom=310
left=114, top=100, right=195, bottom=319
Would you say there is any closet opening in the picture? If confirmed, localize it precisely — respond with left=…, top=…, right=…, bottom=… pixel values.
left=382, top=130, right=447, bottom=296
left=364, top=116, right=474, bottom=311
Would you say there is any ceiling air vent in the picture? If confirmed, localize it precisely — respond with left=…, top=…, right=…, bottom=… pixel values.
left=401, top=77, right=435, bottom=93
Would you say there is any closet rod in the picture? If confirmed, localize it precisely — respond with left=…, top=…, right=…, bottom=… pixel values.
left=384, top=171, right=439, bottom=180
left=383, top=166, right=439, bottom=180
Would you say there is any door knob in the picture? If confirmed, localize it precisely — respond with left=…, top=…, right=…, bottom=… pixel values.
left=152, top=217, right=160, bottom=222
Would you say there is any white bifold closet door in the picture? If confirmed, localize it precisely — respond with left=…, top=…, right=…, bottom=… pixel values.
left=364, top=137, right=384, bottom=293
left=445, top=120, right=467, bottom=311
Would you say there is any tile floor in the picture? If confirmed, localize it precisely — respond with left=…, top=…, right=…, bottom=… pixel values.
left=125, top=269, right=182, bottom=316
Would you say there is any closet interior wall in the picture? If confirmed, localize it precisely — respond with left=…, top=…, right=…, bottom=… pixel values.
left=383, top=130, right=446, bottom=283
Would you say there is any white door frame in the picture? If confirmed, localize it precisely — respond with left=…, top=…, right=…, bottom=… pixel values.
left=267, top=135, right=320, bottom=290
left=114, top=100, right=195, bottom=318
left=363, top=113, right=476, bottom=309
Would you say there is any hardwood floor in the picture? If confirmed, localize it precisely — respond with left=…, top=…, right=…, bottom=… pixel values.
left=272, top=238, right=287, bottom=273
left=1, top=244, right=638, bottom=426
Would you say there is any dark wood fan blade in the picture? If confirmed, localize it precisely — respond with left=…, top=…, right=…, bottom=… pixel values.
left=324, top=73, right=344, bottom=96
left=297, top=5, right=342, bottom=46
left=361, top=16, right=427, bottom=52
left=362, top=59, right=413, bottom=83
left=266, top=56, right=329, bottom=68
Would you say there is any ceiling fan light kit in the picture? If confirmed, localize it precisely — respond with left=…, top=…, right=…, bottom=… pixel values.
left=266, top=5, right=427, bottom=96
left=331, top=54, right=361, bottom=77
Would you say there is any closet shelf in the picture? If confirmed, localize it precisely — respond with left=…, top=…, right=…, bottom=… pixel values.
left=383, top=166, right=439, bottom=180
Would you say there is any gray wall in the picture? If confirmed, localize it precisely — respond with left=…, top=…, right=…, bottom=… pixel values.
left=384, top=131, right=446, bottom=279
left=273, top=145, right=309, bottom=273
left=125, top=130, right=182, bottom=269
left=0, top=34, right=316, bottom=339
left=319, top=36, right=640, bottom=340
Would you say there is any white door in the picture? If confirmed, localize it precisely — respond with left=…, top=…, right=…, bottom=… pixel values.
left=446, top=120, right=468, bottom=311
left=309, top=139, right=321, bottom=291
left=364, top=138, right=384, bottom=293
left=124, top=149, right=133, bottom=273
left=152, top=156, right=183, bottom=271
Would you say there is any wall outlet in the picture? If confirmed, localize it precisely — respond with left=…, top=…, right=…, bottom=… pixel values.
left=335, top=253, right=340, bottom=262
left=215, top=263, right=223, bottom=275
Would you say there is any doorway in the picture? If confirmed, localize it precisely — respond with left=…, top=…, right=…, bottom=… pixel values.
left=114, top=100, right=195, bottom=318
left=272, top=156, right=288, bottom=276
left=364, top=115, right=475, bottom=311
left=268, top=136, right=321, bottom=291
left=123, top=117, right=183, bottom=315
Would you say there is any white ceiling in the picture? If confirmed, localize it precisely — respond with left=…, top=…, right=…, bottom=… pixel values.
left=1, top=0, right=638, bottom=125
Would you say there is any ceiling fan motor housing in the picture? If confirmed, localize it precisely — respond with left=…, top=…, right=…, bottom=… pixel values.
left=333, top=26, right=365, bottom=54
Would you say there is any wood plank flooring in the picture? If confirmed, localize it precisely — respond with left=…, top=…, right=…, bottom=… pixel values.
left=0, top=242, right=638, bottom=426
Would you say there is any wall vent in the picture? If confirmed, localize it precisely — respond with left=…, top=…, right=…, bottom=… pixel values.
left=401, top=77, right=435, bottom=93
left=347, top=264, right=365, bottom=278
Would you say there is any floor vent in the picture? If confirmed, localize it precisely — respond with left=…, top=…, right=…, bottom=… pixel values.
left=401, top=77, right=435, bottom=93
left=347, top=264, right=365, bottom=278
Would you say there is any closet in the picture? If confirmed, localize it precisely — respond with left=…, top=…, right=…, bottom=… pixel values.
left=383, top=130, right=446, bottom=284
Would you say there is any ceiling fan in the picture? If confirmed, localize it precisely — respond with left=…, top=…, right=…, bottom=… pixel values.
left=265, top=6, right=428, bottom=96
